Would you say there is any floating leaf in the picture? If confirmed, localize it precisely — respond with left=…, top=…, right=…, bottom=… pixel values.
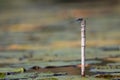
left=0, top=73, right=6, bottom=79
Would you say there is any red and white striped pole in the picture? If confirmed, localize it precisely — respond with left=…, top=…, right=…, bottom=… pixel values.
left=77, top=18, right=86, bottom=77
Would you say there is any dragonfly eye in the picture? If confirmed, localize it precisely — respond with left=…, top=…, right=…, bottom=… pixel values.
left=76, top=18, right=83, bottom=22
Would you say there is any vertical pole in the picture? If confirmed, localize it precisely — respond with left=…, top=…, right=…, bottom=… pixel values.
left=77, top=18, right=86, bottom=77
left=81, top=19, right=86, bottom=77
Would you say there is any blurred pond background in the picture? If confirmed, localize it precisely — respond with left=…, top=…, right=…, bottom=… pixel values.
left=0, top=0, right=120, bottom=64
